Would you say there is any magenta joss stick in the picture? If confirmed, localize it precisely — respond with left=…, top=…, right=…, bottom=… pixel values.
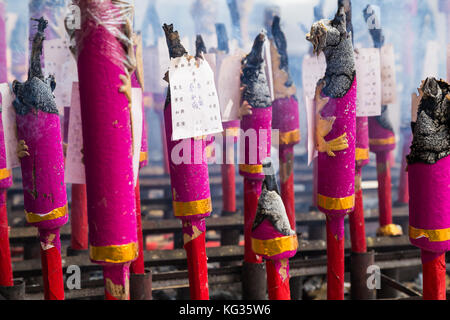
left=73, top=0, right=138, bottom=300
left=408, top=78, right=450, bottom=300
left=306, top=4, right=357, bottom=300
left=13, top=18, right=67, bottom=300
left=162, top=24, right=211, bottom=300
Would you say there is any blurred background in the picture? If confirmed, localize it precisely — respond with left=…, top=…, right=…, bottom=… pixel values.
left=2, top=0, right=448, bottom=171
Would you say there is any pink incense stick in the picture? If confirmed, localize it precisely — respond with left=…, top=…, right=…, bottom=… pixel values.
left=74, top=0, right=138, bottom=300
left=13, top=18, right=67, bottom=300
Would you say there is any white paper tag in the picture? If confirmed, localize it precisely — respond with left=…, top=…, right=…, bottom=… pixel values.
left=380, top=44, right=397, bottom=105
left=65, top=82, right=85, bottom=184
left=0, top=83, right=20, bottom=169
left=131, top=88, right=143, bottom=186
left=263, top=38, right=275, bottom=102
left=355, top=48, right=382, bottom=117
left=302, top=53, right=326, bottom=101
left=43, top=38, right=78, bottom=113
left=216, top=54, right=242, bottom=122
left=421, top=40, right=440, bottom=80
left=169, top=56, right=223, bottom=140
left=305, top=97, right=317, bottom=166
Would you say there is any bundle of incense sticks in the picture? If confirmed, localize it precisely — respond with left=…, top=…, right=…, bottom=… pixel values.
left=73, top=0, right=138, bottom=300
left=251, top=159, right=298, bottom=300
left=13, top=17, right=68, bottom=300
left=408, top=77, right=449, bottom=300
left=239, top=32, right=273, bottom=300
left=270, top=16, right=300, bottom=231
left=162, top=24, right=211, bottom=300
left=363, top=5, right=402, bottom=237
left=307, top=4, right=357, bottom=300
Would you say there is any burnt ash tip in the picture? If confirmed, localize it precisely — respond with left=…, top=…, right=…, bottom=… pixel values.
left=162, top=23, right=188, bottom=59
left=195, top=35, right=207, bottom=59
left=407, top=77, right=450, bottom=165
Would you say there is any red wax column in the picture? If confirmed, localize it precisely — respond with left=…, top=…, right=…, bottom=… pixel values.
left=270, top=16, right=301, bottom=230
left=0, top=190, right=13, bottom=287
left=222, top=122, right=239, bottom=213
left=0, top=1, right=14, bottom=288
left=422, top=251, right=446, bottom=300
left=75, top=0, right=138, bottom=300
left=70, top=184, right=88, bottom=251
left=326, top=216, right=346, bottom=300
left=13, top=18, right=68, bottom=300
left=375, top=151, right=394, bottom=230
left=162, top=24, right=211, bottom=300
left=130, top=177, right=145, bottom=275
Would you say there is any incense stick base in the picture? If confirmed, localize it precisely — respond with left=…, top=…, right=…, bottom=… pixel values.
left=66, top=246, right=88, bottom=257
left=130, top=268, right=152, bottom=300
left=350, top=251, right=376, bottom=300
left=0, top=278, right=25, bottom=300
left=242, top=262, right=267, bottom=300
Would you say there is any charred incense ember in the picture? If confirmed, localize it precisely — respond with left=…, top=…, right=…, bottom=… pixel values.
left=195, top=35, right=207, bottom=60
left=363, top=5, right=402, bottom=237
left=270, top=15, right=300, bottom=233
left=239, top=32, right=272, bottom=300
left=73, top=0, right=138, bottom=300
left=251, top=159, right=298, bottom=300
left=408, top=77, right=450, bottom=300
left=162, top=23, right=211, bottom=300
left=306, top=3, right=357, bottom=300
left=12, top=17, right=67, bottom=300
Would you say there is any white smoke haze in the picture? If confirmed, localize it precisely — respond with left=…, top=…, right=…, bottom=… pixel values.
left=4, top=0, right=448, bottom=165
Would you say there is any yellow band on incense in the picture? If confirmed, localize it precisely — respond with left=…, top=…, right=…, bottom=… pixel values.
left=239, top=164, right=263, bottom=174
left=173, top=198, right=212, bottom=217
left=369, top=137, right=396, bottom=146
left=279, top=129, right=301, bottom=145
left=25, top=204, right=68, bottom=224
left=0, top=168, right=11, bottom=181
left=409, top=226, right=450, bottom=242
left=139, top=152, right=148, bottom=162
left=90, top=242, right=138, bottom=264
left=356, top=148, right=369, bottom=161
left=318, top=194, right=355, bottom=211
left=252, top=235, right=298, bottom=257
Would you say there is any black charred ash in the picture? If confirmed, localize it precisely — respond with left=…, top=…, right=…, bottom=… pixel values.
left=215, top=23, right=229, bottom=54
left=12, top=17, right=58, bottom=115
left=363, top=5, right=395, bottom=134
left=407, top=77, right=450, bottom=165
left=252, top=159, right=295, bottom=236
left=163, top=24, right=188, bottom=109
left=306, top=5, right=356, bottom=98
left=241, top=33, right=272, bottom=109
left=272, top=16, right=293, bottom=89
left=339, top=0, right=354, bottom=45
left=195, top=35, right=207, bottom=59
